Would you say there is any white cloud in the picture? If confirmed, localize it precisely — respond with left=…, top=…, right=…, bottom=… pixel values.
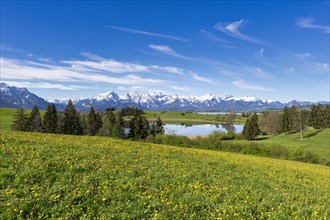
left=233, top=79, right=272, bottom=91
left=200, top=29, right=227, bottom=42
left=81, top=52, right=105, bottom=61
left=1, top=81, right=88, bottom=90
left=170, top=86, right=193, bottom=91
left=246, top=67, right=271, bottom=78
left=62, top=58, right=149, bottom=74
left=215, top=19, right=262, bottom=44
left=296, top=53, right=312, bottom=58
left=118, top=85, right=145, bottom=91
left=295, top=18, right=330, bottom=33
left=221, top=45, right=237, bottom=49
left=190, top=71, right=214, bottom=84
left=148, top=44, right=190, bottom=60
left=107, top=25, right=188, bottom=41
left=315, top=63, right=330, bottom=72
left=37, top=57, right=50, bottom=62
left=289, top=67, right=295, bottom=72
left=151, top=65, right=186, bottom=75
left=126, top=74, right=164, bottom=84
left=259, top=48, right=264, bottom=57
left=0, top=57, right=165, bottom=86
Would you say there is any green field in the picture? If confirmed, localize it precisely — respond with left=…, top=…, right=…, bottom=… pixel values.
left=0, top=108, right=15, bottom=131
left=143, top=110, right=247, bottom=124
left=1, top=131, right=329, bottom=219
left=230, top=128, right=330, bottom=163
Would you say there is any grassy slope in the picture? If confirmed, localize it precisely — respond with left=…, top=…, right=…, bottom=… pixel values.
left=231, top=128, right=330, bottom=162
left=261, top=128, right=330, bottom=157
left=1, top=131, right=329, bottom=219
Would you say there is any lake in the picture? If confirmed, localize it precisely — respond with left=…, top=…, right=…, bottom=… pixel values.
left=164, top=124, right=244, bottom=136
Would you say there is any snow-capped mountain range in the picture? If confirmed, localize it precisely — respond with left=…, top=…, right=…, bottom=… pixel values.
left=0, top=82, right=49, bottom=109
left=1, top=82, right=328, bottom=112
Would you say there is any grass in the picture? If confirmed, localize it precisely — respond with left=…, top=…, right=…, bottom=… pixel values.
left=0, top=108, right=44, bottom=131
left=0, top=108, right=15, bottom=131
left=1, top=131, right=329, bottom=219
left=143, top=110, right=247, bottom=124
left=230, top=128, right=330, bottom=163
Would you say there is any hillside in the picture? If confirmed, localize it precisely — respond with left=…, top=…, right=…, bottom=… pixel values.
left=230, top=128, right=330, bottom=164
left=1, top=131, right=329, bottom=219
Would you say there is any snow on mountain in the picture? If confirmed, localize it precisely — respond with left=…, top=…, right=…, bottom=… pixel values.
left=226, top=96, right=260, bottom=102
left=1, top=82, right=329, bottom=112
left=0, top=82, right=49, bottom=109
left=93, top=91, right=120, bottom=102
left=48, top=98, right=71, bottom=104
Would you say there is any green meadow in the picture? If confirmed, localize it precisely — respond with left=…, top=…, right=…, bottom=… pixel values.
left=1, top=131, right=329, bottom=219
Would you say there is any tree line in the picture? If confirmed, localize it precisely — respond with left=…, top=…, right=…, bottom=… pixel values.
left=242, top=104, right=330, bottom=140
left=11, top=100, right=164, bottom=139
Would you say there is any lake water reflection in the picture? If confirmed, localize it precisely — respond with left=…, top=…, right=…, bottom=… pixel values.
left=164, top=124, right=244, bottom=136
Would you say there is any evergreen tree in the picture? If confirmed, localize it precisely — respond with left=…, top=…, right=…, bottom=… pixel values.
left=288, top=106, right=300, bottom=133
left=242, top=118, right=249, bottom=138
left=128, top=114, right=150, bottom=139
left=325, top=105, right=330, bottom=128
left=309, top=104, right=328, bottom=129
left=27, top=105, right=42, bottom=132
left=43, top=103, right=58, bottom=133
left=139, top=116, right=150, bottom=139
left=128, top=115, right=139, bottom=139
left=86, top=106, right=102, bottom=135
left=56, top=113, right=64, bottom=134
left=281, top=106, right=290, bottom=133
left=243, top=113, right=260, bottom=140
left=155, top=116, right=164, bottom=135
left=100, top=109, right=116, bottom=136
left=63, top=100, right=83, bottom=135
left=11, top=107, right=28, bottom=131
left=112, top=114, right=125, bottom=138
left=80, top=114, right=88, bottom=134
left=150, top=122, right=157, bottom=137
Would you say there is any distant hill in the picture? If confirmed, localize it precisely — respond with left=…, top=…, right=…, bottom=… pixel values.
left=1, top=82, right=329, bottom=111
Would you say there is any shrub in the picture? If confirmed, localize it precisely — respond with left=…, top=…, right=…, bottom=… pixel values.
left=304, top=151, right=320, bottom=164
left=267, top=144, right=289, bottom=159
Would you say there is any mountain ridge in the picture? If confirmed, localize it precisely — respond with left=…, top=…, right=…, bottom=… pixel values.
left=1, top=82, right=329, bottom=112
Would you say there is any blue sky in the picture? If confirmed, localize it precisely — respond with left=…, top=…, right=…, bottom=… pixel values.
left=1, top=1, right=329, bottom=102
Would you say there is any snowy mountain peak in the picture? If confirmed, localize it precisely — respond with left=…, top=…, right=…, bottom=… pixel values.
left=227, top=96, right=259, bottom=102
left=93, top=91, right=119, bottom=101
left=198, top=93, right=216, bottom=101
left=1, top=82, right=329, bottom=111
